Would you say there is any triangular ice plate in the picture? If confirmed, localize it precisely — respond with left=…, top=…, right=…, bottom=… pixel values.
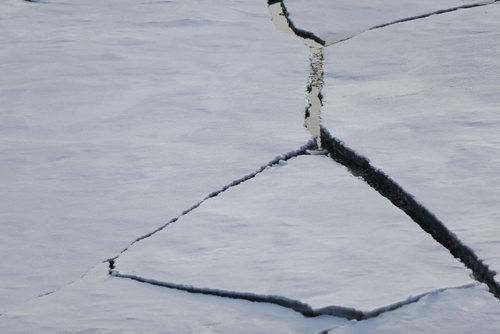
left=115, top=155, right=472, bottom=312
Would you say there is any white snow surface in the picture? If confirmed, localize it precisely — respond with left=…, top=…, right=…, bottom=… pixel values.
left=1, top=0, right=500, bottom=332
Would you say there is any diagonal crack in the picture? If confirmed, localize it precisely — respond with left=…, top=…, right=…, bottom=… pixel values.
left=319, top=126, right=500, bottom=301
left=106, top=140, right=316, bottom=267
left=110, top=269, right=477, bottom=321
left=326, top=0, right=500, bottom=45
left=317, top=282, right=478, bottom=333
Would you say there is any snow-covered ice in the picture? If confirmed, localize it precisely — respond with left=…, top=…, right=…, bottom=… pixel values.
left=1, top=0, right=499, bottom=332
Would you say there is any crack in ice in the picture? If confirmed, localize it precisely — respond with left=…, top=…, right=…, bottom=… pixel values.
left=106, top=140, right=316, bottom=265
left=0, top=142, right=315, bottom=318
left=325, top=0, right=500, bottom=45
left=369, top=0, right=500, bottom=30
left=320, top=127, right=500, bottom=301
left=268, top=0, right=324, bottom=148
left=111, top=269, right=477, bottom=321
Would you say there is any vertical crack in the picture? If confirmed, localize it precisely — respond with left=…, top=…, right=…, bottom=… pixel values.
left=305, top=46, right=323, bottom=149
left=268, top=0, right=325, bottom=148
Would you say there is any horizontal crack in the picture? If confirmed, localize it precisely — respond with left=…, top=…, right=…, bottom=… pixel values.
left=111, top=270, right=364, bottom=320
left=111, top=270, right=476, bottom=322
left=320, top=126, right=500, bottom=301
left=107, top=140, right=316, bottom=266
